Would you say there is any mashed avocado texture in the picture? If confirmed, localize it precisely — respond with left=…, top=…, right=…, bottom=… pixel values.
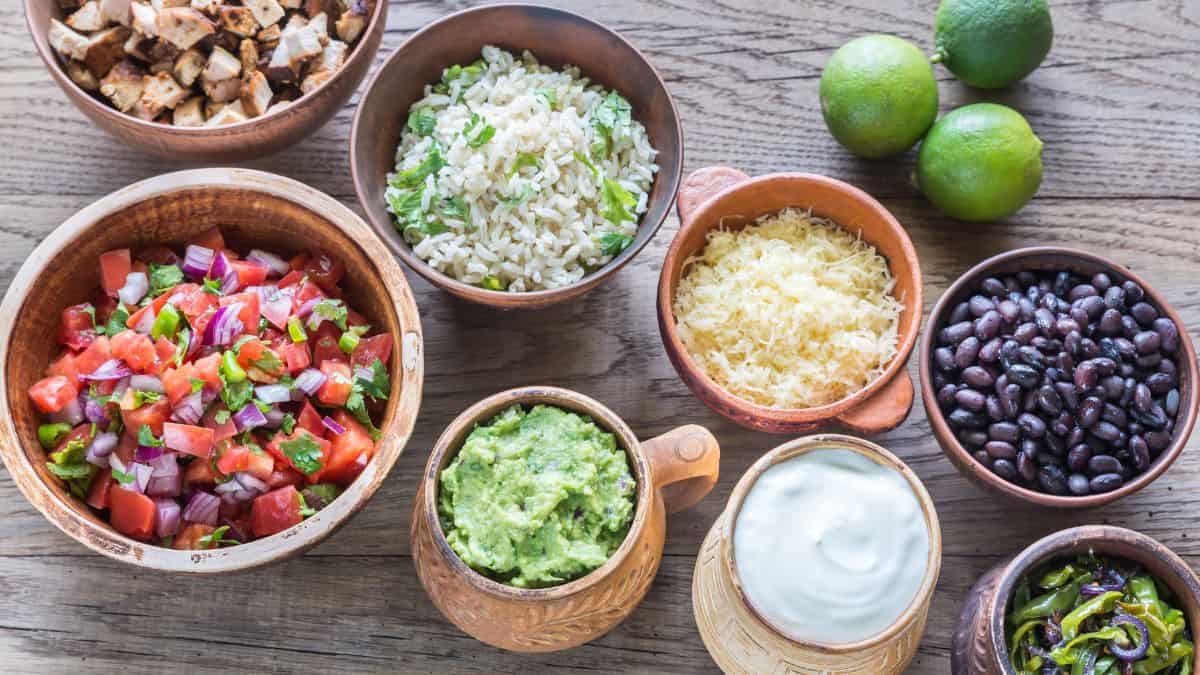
left=438, top=404, right=636, bottom=588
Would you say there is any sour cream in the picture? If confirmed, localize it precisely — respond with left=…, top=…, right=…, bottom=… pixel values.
left=732, top=448, right=930, bottom=645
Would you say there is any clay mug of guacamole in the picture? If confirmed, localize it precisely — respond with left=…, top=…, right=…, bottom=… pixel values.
left=411, top=386, right=720, bottom=652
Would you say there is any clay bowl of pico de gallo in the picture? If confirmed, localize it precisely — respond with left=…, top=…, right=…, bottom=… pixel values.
left=0, top=168, right=424, bottom=572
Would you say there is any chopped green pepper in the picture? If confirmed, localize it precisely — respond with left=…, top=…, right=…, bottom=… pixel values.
left=220, top=350, right=246, bottom=383
left=151, top=303, right=181, bottom=340
left=339, top=331, right=361, bottom=354
left=287, top=316, right=307, bottom=342
left=37, top=423, right=72, bottom=450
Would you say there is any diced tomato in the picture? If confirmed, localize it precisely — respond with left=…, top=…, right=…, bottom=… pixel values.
left=114, top=432, right=137, bottom=464
left=92, top=292, right=118, bottom=328
left=251, top=485, right=303, bottom=538
left=85, top=468, right=114, bottom=510
left=191, top=226, right=225, bottom=252
left=279, top=342, right=311, bottom=374
left=266, top=466, right=304, bottom=489
left=231, top=261, right=269, bottom=288
left=73, top=335, right=111, bottom=378
left=29, top=376, right=78, bottom=414
left=163, top=422, right=215, bottom=459
left=317, top=361, right=353, bottom=406
left=191, top=307, right=215, bottom=339
left=303, top=251, right=345, bottom=293
left=154, top=337, right=176, bottom=368
left=173, top=522, right=215, bottom=550
left=99, top=249, right=132, bottom=297
left=192, top=353, right=222, bottom=389
left=57, top=303, right=98, bottom=351
left=352, top=333, right=393, bottom=368
left=109, top=487, right=156, bottom=541
left=121, top=398, right=171, bottom=436
left=201, top=405, right=238, bottom=442
left=46, top=352, right=81, bottom=384
left=297, top=401, right=325, bottom=436
left=216, top=445, right=274, bottom=481
left=124, top=304, right=154, bottom=331
left=161, top=366, right=195, bottom=405
left=219, top=292, right=260, bottom=334
left=319, top=410, right=375, bottom=486
left=183, top=456, right=217, bottom=487
left=234, top=337, right=281, bottom=376
left=312, top=333, right=344, bottom=367
left=174, top=286, right=216, bottom=324
left=293, top=279, right=326, bottom=313
left=278, top=270, right=304, bottom=288
left=266, top=428, right=330, bottom=478
left=110, top=330, right=157, bottom=373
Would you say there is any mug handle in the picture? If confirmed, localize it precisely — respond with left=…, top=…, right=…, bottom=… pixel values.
left=642, top=425, right=720, bottom=514
left=835, top=369, right=915, bottom=435
left=676, top=166, right=751, bottom=226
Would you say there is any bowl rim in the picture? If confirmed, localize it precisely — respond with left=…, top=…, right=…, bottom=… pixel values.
left=416, top=385, right=654, bottom=600
left=918, top=246, right=1199, bottom=509
left=0, top=168, right=425, bottom=572
left=985, top=525, right=1200, bottom=674
left=348, top=2, right=685, bottom=307
left=656, top=172, right=923, bottom=428
left=718, top=434, right=942, bottom=653
left=22, top=0, right=387, bottom=135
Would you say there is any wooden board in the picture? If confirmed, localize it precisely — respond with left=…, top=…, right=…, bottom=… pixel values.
left=1, top=0, right=1198, bottom=672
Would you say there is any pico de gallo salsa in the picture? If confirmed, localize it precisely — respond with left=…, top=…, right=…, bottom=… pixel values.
left=28, top=227, right=393, bottom=548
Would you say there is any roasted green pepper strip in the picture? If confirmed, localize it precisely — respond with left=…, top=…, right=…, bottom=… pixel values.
left=1072, top=645, right=1101, bottom=675
left=1132, top=639, right=1194, bottom=675
left=1060, top=591, right=1122, bottom=641
left=1130, top=574, right=1169, bottom=617
left=1011, top=575, right=1086, bottom=624
left=1039, top=562, right=1080, bottom=589
left=1119, top=603, right=1173, bottom=649
left=1049, top=626, right=1126, bottom=665
left=1008, top=619, right=1044, bottom=671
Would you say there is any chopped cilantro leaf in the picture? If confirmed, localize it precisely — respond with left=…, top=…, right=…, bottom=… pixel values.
left=131, top=390, right=162, bottom=408
left=280, top=435, right=324, bottom=475
left=148, top=264, right=184, bottom=296
left=189, top=377, right=205, bottom=394
left=310, top=299, right=348, bottom=331
left=111, top=467, right=135, bottom=485
left=502, top=183, right=533, bottom=206
left=440, top=196, right=472, bottom=228
left=507, top=152, right=540, bottom=178
left=138, top=424, right=163, bottom=447
left=219, top=375, right=254, bottom=412
left=389, top=142, right=446, bottom=190
left=102, top=305, right=130, bottom=336
left=214, top=409, right=232, bottom=425
left=535, top=87, right=557, bottom=108
left=601, top=178, right=637, bottom=225
left=197, top=525, right=239, bottom=549
left=201, top=277, right=222, bottom=295
left=279, top=413, right=297, bottom=435
left=598, top=232, right=635, bottom=257
left=589, top=91, right=632, bottom=157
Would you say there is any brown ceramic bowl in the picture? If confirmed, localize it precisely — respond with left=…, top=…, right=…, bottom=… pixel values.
left=411, top=386, right=720, bottom=651
left=350, top=3, right=683, bottom=310
left=657, top=167, right=924, bottom=435
left=24, top=0, right=387, bottom=161
left=0, top=168, right=424, bottom=572
left=953, top=525, right=1200, bottom=674
left=920, top=247, right=1198, bottom=509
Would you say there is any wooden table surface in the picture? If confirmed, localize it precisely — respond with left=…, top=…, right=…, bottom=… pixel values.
left=2, top=1, right=1198, bottom=673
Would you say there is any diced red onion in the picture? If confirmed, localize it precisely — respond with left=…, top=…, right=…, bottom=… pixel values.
left=232, top=403, right=267, bottom=431
left=118, top=272, right=149, bottom=306
left=261, top=291, right=293, bottom=329
left=149, top=452, right=179, bottom=475
left=296, top=297, right=319, bottom=318
left=130, top=374, right=164, bottom=393
left=219, top=516, right=250, bottom=543
left=353, top=366, right=373, bottom=382
left=212, top=251, right=240, bottom=294
left=322, top=416, right=346, bottom=435
left=82, top=359, right=133, bottom=382
left=236, top=472, right=268, bottom=494
left=182, top=245, right=214, bottom=279
left=262, top=405, right=285, bottom=429
left=182, top=491, right=219, bottom=525
left=1109, top=613, right=1150, bottom=661
left=254, top=384, right=291, bottom=404
left=112, top=376, right=130, bottom=400
left=133, top=462, right=154, bottom=493
left=171, top=391, right=205, bottom=425
left=201, top=304, right=244, bottom=347
left=200, top=387, right=219, bottom=406
left=247, top=249, right=290, bottom=276
left=48, top=396, right=85, bottom=425
left=146, top=471, right=181, bottom=497
left=215, top=479, right=243, bottom=496
left=85, top=431, right=118, bottom=467
left=83, top=395, right=109, bottom=425
left=133, top=307, right=157, bottom=335
left=294, top=368, right=326, bottom=396
left=135, top=444, right=164, bottom=462
left=154, top=498, right=181, bottom=538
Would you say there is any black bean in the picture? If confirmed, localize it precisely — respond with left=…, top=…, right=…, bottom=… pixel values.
left=941, top=321, right=974, bottom=345
left=1099, top=375, right=1125, bottom=401
left=968, top=295, right=994, bottom=317
left=986, top=395, right=1006, bottom=421
left=978, top=338, right=1003, bottom=363
left=997, top=299, right=1020, bottom=323
left=1101, top=403, right=1127, bottom=429
left=1017, top=412, right=1047, bottom=438
left=972, top=449, right=991, bottom=465
left=1034, top=308, right=1056, bottom=334
left=934, top=347, right=956, bottom=372
left=1153, top=317, right=1180, bottom=353
left=1017, top=346, right=1045, bottom=370
left=1017, top=451, right=1038, bottom=482
left=1091, top=273, right=1112, bottom=292
left=1145, top=431, right=1172, bottom=452
left=1091, top=358, right=1117, bottom=376
left=955, top=388, right=987, bottom=412
left=1017, top=271, right=1038, bottom=287
left=953, top=337, right=981, bottom=369
left=1044, top=433, right=1066, bottom=455
left=1103, top=286, right=1126, bottom=310
left=1054, top=272, right=1072, bottom=297
left=1122, top=280, right=1144, bottom=304
left=1091, top=421, right=1122, bottom=442
left=1038, top=466, right=1069, bottom=495
left=1068, top=284, right=1096, bottom=301
left=963, top=366, right=995, bottom=388
left=1067, top=426, right=1086, bottom=448
left=1088, top=454, right=1123, bottom=474
left=1013, top=322, right=1039, bottom=345
left=1068, top=473, right=1091, bottom=495
left=1133, top=405, right=1169, bottom=431
left=1129, top=435, right=1151, bottom=471
left=1045, top=367, right=1063, bottom=383
left=989, top=421, right=1021, bottom=443
left=1054, top=382, right=1079, bottom=410
left=1023, top=389, right=1039, bottom=412
left=1064, top=331, right=1084, bottom=356
left=981, top=278, right=1007, bottom=297
left=975, top=311, right=1002, bottom=340
left=1076, top=295, right=1105, bottom=321
left=1017, top=297, right=1036, bottom=321
left=1055, top=317, right=1081, bottom=337
left=949, top=301, right=971, bottom=325
left=1113, top=337, right=1136, bottom=361
left=985, top=441, right=1018, bottom=460
left=1166, top=389, right=1180, bottom=417
left=1067, top=444, right=1092, bottom=472
left=1036, top=385, right=1063, bottom=415
left=948, top=408, right=988, bottom=429
left=993, top=459, right=1019, bottom=481
left=1000, top=384, right=1022, bottom=419
left=1007, top=364, right=1040, bottom=389
left=1090, top=473, right=1124, bottom=493
left=1122, top=315, right=1141, bottom=339
left=1074, top=361, right=1099, bottom=391
left=1078, top=396, right=1104, bottom=428
left=1137, top=353, right=1163, bottom=369
left=1133, top=331, right=1161, bottom=354
left=1159, top=357, right=1177, bottom=376
left=1146, top=372, right=1175, bottom=396
left=1130, top=302, right=1158, bottom=326
left=1080, top=338, right=1100, bottom=359
left=1097, top=308, right=1123, bottom=336
left=1097, top=338, right=1121, bottom=362
left=960, top=430, right=988, bottom=447
left=1133, top=383, right=1153, bottom=413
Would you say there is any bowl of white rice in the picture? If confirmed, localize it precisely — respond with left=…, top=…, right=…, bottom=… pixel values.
left=350, top=4, right=683, bottom=309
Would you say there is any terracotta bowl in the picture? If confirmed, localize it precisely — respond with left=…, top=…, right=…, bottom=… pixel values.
left=24, top=0, right=387, bottom=161
left=410, top=386, right=719, bottom=652
left=657, top=167, right=923, bottom=434
left=693, top=434, right=942, bottom=673
left=0, top=168, right=424, bottom=572
left=953, top=525, right=1200, bottom=674
left=350, top=3, right=684, bottom=310
left=920, top=247, right=1198, bottom=509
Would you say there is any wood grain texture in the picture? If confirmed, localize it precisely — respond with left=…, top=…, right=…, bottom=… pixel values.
left=1, top=0, right=1199, bottom=672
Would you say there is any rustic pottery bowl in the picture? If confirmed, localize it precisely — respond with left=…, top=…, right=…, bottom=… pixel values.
left=692, top=433, right=942, bottom=674
left=0, top=168, right=424, bottom=572
left=24, top=0, right=387, bottom=161
left=657, top=167, right=923, bottom=434
left=920, top=247, right=1198, bottom=509
left=411, top=386, right=719, bottom=651
left=350, top=3, right=684, bottom=310
left=952, top=525, right=1200, bottom=674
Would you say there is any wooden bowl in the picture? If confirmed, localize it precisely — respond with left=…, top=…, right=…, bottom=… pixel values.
left=693, top=434, right=942, bottom=673
left=952, top=525, right=1200, bottom=674
left=410, top=386, right=719, bottom=651
left=920, top=247, right=1199, bottom=509
left=350, top=3, right=684, bottom=310
left=657, top=167, right=923, bottom=434
left=0, top=168, right=424, bottom=572
left=24, top=0, right=387, bottom=161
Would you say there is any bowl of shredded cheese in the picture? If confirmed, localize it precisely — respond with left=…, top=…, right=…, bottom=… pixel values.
left=657, top=167, right=923, bottom=434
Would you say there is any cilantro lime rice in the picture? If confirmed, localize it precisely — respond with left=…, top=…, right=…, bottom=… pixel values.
left=387, top=46, right=659, bottom=292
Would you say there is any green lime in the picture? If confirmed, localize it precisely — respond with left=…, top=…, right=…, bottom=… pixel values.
left=915, top=103, right=1043, bottom=222
left=819, top=35, right=939, bottom=159
left=933, top=0, right=1053, bottom=89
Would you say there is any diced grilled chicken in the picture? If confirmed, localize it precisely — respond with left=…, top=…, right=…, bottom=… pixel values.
left=139, top=70, right=190, bottom=117
left=307, top=39, right=345, bottom=77
left=334, top=7, right=366, bottom=44
left=240, top=70, right=273, bottom=116
left=219, top=6, right=258, bottom=37
left=266, top=99, right=292, bottom=114
left=308, top=12, right=328, bottom=45
left=99, top=0, right=132, bottom=26
left=299, top=69, right=331, bottom=94
left=58, top=0, right=86, bottom=10
left=130, top=1, right=158, bottom=36
left=283, top=13, right=308, bottom=32
left=49, top=19, right=91, bottom=61
left=171, top=46, right=204, bottom=85
left=66, top=2, right=106, bottom=32
left=302, top=0, right=337, bottom=19
left=157, top=0, right=192, bottom=9
left=190, top=0, right=220, bottom=15
left=256, top=23, right=281, bottom=48
left=244, top=0, right=285, bottom=28
left=99, top=59, right=146, bottom=111
left=202, top=76, right=241, bottom=103
left=172, top=95, right=205, bottom=125
left=282, top=24, right=322, bottom=68
left=206, top=100, right=247, bottom=125
left=278, top=0, right=300, bottom=8
left=84, top=25, right=131, bottom=78
left=238, top=38, right=259, bottom=75
left=156, top=7, right=214, bottom=49
left=123, top=32, right=151, bottom=61
left=65, top=59, right=101, bottom=91
left=203, top=45, right=241, bottom=82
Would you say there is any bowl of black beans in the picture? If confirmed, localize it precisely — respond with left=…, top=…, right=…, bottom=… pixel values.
left=920, top=247, right=1198, bottom=508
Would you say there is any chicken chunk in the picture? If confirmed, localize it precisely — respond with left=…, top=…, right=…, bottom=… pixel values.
left=139, top=70, right=190, bottom=117
left=203, top=45, right=241, bottom=82
left=308, top=12, right=328, bottom=45
left=171, top=45, right=204, bottom=85
left=99, top=59, right=146, bottom=111
left=256, top=23, right=281, bottom=48
left=238, top=38, right=259, bottom=74
left=66, top=2, right=106, bottom=32
left=302, top=0, right=336, bottom=19
left=279, top=0, right=300, bottom=8
left=334, top=1, right=367, bottom=44
left=130, top=1, right=158, bottom=36
left=244, top=0, right=285, bottom=28
left=100, top=0, right=132, bottom=26
left=190, top=0, right=220, bottom=14
left=202, top=76, right=241, bottom=103
left=65, top=60, right=101, bottom=91
left=84, top=26, right=131, bottom=79
left=206, top=100, right=247, bottom=125
left=173, top=95, right=205, bottom=125
left=156, top=7, right=214, bottom=49
left=240, top=70, right=273, bottom=116
left=49, top=19, right=91, bottom=61
left=219, top=6, right=258, bottom=37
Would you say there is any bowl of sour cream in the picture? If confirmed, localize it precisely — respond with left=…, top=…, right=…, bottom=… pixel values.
left=692, top=434, right=942, bottom=674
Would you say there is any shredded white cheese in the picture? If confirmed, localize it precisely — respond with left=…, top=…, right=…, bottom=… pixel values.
left=673, top=208, right=903, bottom=409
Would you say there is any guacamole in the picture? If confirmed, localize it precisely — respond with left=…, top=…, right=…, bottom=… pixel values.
left=438, top=404, right=636, bottom=588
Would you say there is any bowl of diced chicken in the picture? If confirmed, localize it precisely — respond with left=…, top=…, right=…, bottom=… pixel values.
left=25, top=0, right=386, bottom=161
